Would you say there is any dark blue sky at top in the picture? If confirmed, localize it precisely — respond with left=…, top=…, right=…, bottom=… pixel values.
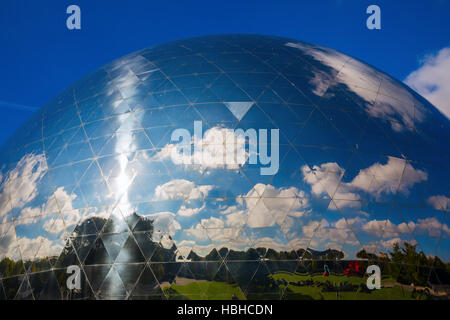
left=0, top=0, right=449, bottom=147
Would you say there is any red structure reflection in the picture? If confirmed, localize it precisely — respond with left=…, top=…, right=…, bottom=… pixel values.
left=344, top=261, right=364, bottom=276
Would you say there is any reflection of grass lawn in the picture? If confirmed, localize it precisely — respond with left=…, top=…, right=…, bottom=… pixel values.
left=161, top=273, right=427, bottom=300
left=164, top=281, right=247, bottom=300
left=272, top=272, right=426, bottom=300
left=283, top=284, right=324, bottom=300
left=271, top=272, right=367, bottom=285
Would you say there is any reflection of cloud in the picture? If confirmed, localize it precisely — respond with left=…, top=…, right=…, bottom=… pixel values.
left=175, top=245, right=193, bottom=262
left=177, top=203, right=206, bottom=217
left=187, top=216, right=225, bottom=241
left=155, top=179, right=213, bottom=216
left=17, top=236, right=63, bottom=260
left=154, top=126, right=249, bottom=171
left=0, top=153, right=47, bottom=218
left=416, top=217, right=450, bottom=238
left=155, top=179, right=213, bottom=201
left=363, top=238, right=419, bottom=253
left=324, top=242, right=344, bottom=252
left=286, top=42, right=426, bottom=131
left=302, top=156, right=427, bottom=209
left=186, top=216, right=254, bottom=252
left=380, top=238, right=417, bottom=249
left=43, top=218, right=64, bottom=236
left=297, top=215, right=449, bottom=253
left=178, top=170, right=446, bottom=257
left=301, top=162, right=361, bottom=209
left=239, top=183, right=310, bottom=228
left=405, top=47, right=450, bottom=119
left=221, top=183, right=310, bottom=229
left=182, top=243, right=216, bottom=257
left=362, top=219, right=413, bottom=238
left=427, top=195, right=449, bottom=211
left=351, top=157, right=427, bottom=196
left=362, top=217, right=449, bottom=238
left=0, top=225, right=15, bottom=258
left=17, top=187, right=79, bottom=237
left=308, top=71, right=337, bottom=97
left=302, top=218, right=360, bottom=246
left=252, top=236, right=312, bottom=252
left=145, top=211, right=181, bottom=247
left=18, top=187, right=76, bottom=221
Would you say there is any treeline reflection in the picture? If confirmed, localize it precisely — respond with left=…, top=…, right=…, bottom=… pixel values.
left=1, top=212, right=449, bottom=300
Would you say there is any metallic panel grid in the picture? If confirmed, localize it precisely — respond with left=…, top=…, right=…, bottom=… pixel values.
left=0, top=34, right=449, bottom=300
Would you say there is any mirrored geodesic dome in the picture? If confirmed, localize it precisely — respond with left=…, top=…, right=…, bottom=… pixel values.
left=0, top=34, right=449, bottom=300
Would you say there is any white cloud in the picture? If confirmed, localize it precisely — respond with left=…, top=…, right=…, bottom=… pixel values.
left=301, top=218, right=360, bottom=246
left=416, top=217, right=450, bottom=238
left=301, top=162, right=361, bottom=209
left=324, top=242, right=344, bottom=252
left=223, top=206, right=247, bottom=228
left=155, top=179, right=213, bottom=201
left=182, top=243, right=216, bottom=257
left=362, top=219, right=414, bottom=238
left=301, top=157, right=427, bottom=209
left=17, top=236, right=63, bottom=260
left=187, top=216, right=225, bottom=241
left=159, top=234, right=175, bottom=249
left=186, top=217, right=250, bottom=251
left=134, top=210, right=182, bottom=250
left=427, top=195, right=449, bottom=211
left=361, top=217, right=449, bottom=239
left=363, top=238, right=419, bottom=253
left=380, top=238, right=418, bottom=250
left=184, top=209, right=449, bottom=258
left=298, top=215, right=449, bottom=253
left=16, top=187, right=79, bottom=236
left=184, top=183, right=309, bottom=231
left=177, top=203, right=206, bottom=217
left=175, top=245, right=193, bottom=262
left=241, top=184, right=310, bottom=228
left=286, top=42, right=426, bottom=131
left=302, top=162, right=344, bottom=196
left=251, top=236, right=313, bottom=252
left=145, top=211, right=181, bottom=244
left=18, top=207, right=41, bottom=220
left=153, top=126, right=250, bottom=172
left=43, top=218, right=65, bottom=235
left=154, top=179, right=213, bottom=216
left=350, top=157, right=427, bottom=196
left=0, top=224, right=16, bottom=259
left=18, top=187, right=76, bottom=220
left=0, top=153, right=47, bottom=219
left=405, top=47, right=450, bottom=119
left=220, top=183, right=311, bottom=229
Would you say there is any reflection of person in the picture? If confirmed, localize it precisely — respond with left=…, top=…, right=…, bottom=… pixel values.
left=323, top=264, right=330, bottom=277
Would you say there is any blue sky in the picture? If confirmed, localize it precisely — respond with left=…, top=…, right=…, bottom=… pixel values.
left=1, top=0, right=450, bottom=147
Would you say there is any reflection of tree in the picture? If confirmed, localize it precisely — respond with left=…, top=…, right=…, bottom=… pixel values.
left=1, top=211, right=449, bottom=299
left=356, top=242, right=450, bottom=286
left=0, top=257, right=25, bottom=278
left=327, top=250, right=344, bottom=260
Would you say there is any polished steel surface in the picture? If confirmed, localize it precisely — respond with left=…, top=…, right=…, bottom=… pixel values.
left=0, top=34, right=448, bottom=300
